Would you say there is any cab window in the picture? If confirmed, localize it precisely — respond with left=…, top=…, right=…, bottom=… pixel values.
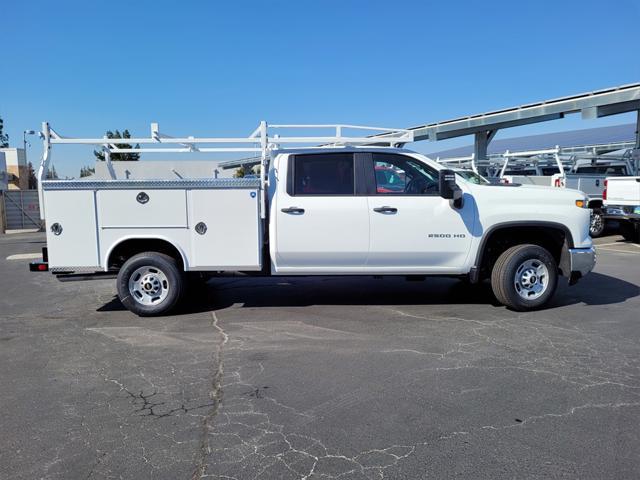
left=372, top=154, right=439, bottom=195
left=293, top=153, right=354, bottom=195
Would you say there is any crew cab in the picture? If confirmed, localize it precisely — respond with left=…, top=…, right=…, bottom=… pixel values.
left=31, top=122, right=596, bottom=316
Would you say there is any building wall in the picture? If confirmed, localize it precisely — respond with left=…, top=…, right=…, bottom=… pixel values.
left=92, top=160, right=231, bottom=180
left=0, top=154, right=8, bottom=191
left=0, top=148, right=28, bottom=190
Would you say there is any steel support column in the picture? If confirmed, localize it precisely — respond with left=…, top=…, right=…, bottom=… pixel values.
left=474, top=129, right=497, bottom=161
left=636, top=110, right=640, bottom=150
left=634, top=110, right=640, bottom=175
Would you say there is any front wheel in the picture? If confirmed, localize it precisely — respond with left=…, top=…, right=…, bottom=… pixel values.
left=491, top=244, right=558, bottom=311
left=589, top=208, right=605, bottom=237
left=117, top=252, right=185, bottom=316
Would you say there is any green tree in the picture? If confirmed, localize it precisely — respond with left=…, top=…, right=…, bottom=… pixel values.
left=27, top=162, right=38, bottom=189
left=93, top=130, right=140, bottom=161
left=233, top=166, right=247, bottom=178
left=47, top=165, right=59, bottom=179
left=80, top=165, right=95, bottom=178
left=0, top=116, right=9, bottom=148
left=233, top=165, right=260, bottom=178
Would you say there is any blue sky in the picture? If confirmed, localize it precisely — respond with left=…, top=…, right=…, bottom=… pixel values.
left=1, top=0, right=639, bottom=177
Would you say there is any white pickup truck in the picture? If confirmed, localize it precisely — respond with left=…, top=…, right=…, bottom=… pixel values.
left=603, top=176, right=640, bottom=242
left=31, top=122, right=596, bottom=316
left=502, top=163, right=633, bottom=238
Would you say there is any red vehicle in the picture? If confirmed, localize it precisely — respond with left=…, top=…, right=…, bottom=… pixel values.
left=375, top=165, right=406, bottom=193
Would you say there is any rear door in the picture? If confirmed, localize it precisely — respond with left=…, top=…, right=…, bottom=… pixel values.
left=366, top=153, right=475, bottom=272
left=274, top=152, right=369, bottom=272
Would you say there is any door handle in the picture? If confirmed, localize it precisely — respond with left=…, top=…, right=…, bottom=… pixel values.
left=281, top=207, right=305, bottom=214
left=373, top=206, right=398, bottom=214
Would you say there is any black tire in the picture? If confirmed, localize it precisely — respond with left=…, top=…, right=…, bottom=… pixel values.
left=117, top=252, right=185, bottom=316
left=490, top=244, right=558, bottom=311
left=589, top=208, right=605, bottom=238
left=620, top=222, right=640, bottom=243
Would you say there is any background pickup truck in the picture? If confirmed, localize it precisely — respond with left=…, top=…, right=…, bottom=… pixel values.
left=34, top=145, right=596, bottom=316
left=502, top=162, right=633, bottom=237
left=603, top=176, right=640, bottom=242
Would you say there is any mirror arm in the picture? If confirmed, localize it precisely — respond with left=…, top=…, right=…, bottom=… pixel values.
left=452, top=189, right=464, bottom=209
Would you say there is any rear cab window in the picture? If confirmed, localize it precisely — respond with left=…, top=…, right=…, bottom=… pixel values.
left=290, top=153, right=355, bottom=195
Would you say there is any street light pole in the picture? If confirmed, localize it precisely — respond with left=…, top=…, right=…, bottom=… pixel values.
left=23, top=130, right=36, bottom=162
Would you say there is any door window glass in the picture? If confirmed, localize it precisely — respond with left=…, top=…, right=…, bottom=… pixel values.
left=294, top=153, right=354, bottom=195
left=373, top=154, right=439, bottom=195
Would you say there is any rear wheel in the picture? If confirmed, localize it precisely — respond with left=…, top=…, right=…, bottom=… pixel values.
left=589, top=208, right=605, bottom=237
left=620, top=221, right=640, bottom=243
left=491, top=244, right=558, bottom=311
left=117, top=252, right=185, bottom=316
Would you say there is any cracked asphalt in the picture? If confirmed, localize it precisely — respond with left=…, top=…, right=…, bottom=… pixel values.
left=1, top=232, right=640, bottom=479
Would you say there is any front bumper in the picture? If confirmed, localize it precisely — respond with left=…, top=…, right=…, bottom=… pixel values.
left=603, top=205, right=640, bottom=222
left=565, top=246, right=596, bottom=285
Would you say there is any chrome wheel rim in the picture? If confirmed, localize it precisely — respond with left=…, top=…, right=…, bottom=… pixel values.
left=128, top=266, right=170, bottom=306
left=514, top=259, right=548, bottom=300
left=590, top=212, right=603, bottom=235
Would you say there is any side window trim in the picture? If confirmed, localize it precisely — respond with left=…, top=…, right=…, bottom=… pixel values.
left=286, top=154, right=295, bottom=196
left=354, top=152, right=374, bottom=196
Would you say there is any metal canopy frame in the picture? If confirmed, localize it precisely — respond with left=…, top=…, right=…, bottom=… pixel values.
left=403, top=83, right=640, bottom=160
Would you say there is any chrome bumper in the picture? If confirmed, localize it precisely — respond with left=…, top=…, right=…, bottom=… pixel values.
left=603, top=205, right=640, bottom=221
left=567, top=246, right=596, bottom=282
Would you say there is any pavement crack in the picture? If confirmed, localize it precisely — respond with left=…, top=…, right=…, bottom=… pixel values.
left=192, top=311, right=229, bottom=480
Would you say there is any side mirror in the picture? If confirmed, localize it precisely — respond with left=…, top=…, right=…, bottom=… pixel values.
left=439, top=169, right=457, bottom=199
left=439, top=169, right=464, bottom=208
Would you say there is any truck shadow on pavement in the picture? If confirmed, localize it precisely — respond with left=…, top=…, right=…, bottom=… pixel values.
left=98, top=272, right=638, bottom=315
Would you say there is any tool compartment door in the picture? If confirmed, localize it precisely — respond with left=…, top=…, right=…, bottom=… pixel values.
left=43, top=190, right=99, bottom=268
left=188, top=188, right=261, bottom=270
left=98, top=189, right=187, bottom=228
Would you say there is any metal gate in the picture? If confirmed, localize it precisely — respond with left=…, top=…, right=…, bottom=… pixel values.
left=2, top=190, right=41, bottom=229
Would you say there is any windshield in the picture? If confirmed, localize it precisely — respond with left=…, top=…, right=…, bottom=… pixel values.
left=575, top=165, right=627, bottom=176
left=455, top=170, right=490, bottom=185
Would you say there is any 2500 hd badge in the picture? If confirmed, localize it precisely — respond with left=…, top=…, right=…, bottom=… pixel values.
left=428, top=233, right=467, bottom=238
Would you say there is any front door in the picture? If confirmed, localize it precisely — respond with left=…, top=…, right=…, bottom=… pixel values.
left=274, top=152, right=369, bottom=273
left=366, top=153, right=475, bottom=272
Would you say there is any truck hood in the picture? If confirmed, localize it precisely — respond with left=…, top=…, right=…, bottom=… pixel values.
left=467, top=182, right=585, bottom=203
left=465, top=181, right=592, bottom=249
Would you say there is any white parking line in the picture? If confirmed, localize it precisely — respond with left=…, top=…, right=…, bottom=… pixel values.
left=597, top=247, right=640, bottom=255
left=595, top=242, right=640, bottom=249
left=6, top=253, right=42, bottom=260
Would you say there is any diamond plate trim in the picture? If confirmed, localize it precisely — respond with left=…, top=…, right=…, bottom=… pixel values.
left=42, top=178, right=261, bottom=190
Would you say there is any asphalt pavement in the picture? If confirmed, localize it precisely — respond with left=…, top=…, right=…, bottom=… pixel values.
left=1, top=232, right=639, bottom=479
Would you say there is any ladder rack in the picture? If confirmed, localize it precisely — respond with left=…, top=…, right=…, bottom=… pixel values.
left=37, top=121, right=414, bottom=220
left=435, top=144, right=638, bottom=178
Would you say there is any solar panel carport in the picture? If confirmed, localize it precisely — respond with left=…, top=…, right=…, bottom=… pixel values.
left=405, top=83, right=640, bottom=160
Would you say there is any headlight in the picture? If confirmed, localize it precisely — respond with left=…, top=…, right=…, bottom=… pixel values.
left=575, top=198, right=588, bottom=208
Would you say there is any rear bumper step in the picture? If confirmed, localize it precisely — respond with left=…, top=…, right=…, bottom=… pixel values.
left=29, top=247, right=49, bottom=272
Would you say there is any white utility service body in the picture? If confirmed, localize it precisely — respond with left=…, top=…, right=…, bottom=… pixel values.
left=33, top=122, right=596, bottom=315
left=42, top=178, right=262, bottom=272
